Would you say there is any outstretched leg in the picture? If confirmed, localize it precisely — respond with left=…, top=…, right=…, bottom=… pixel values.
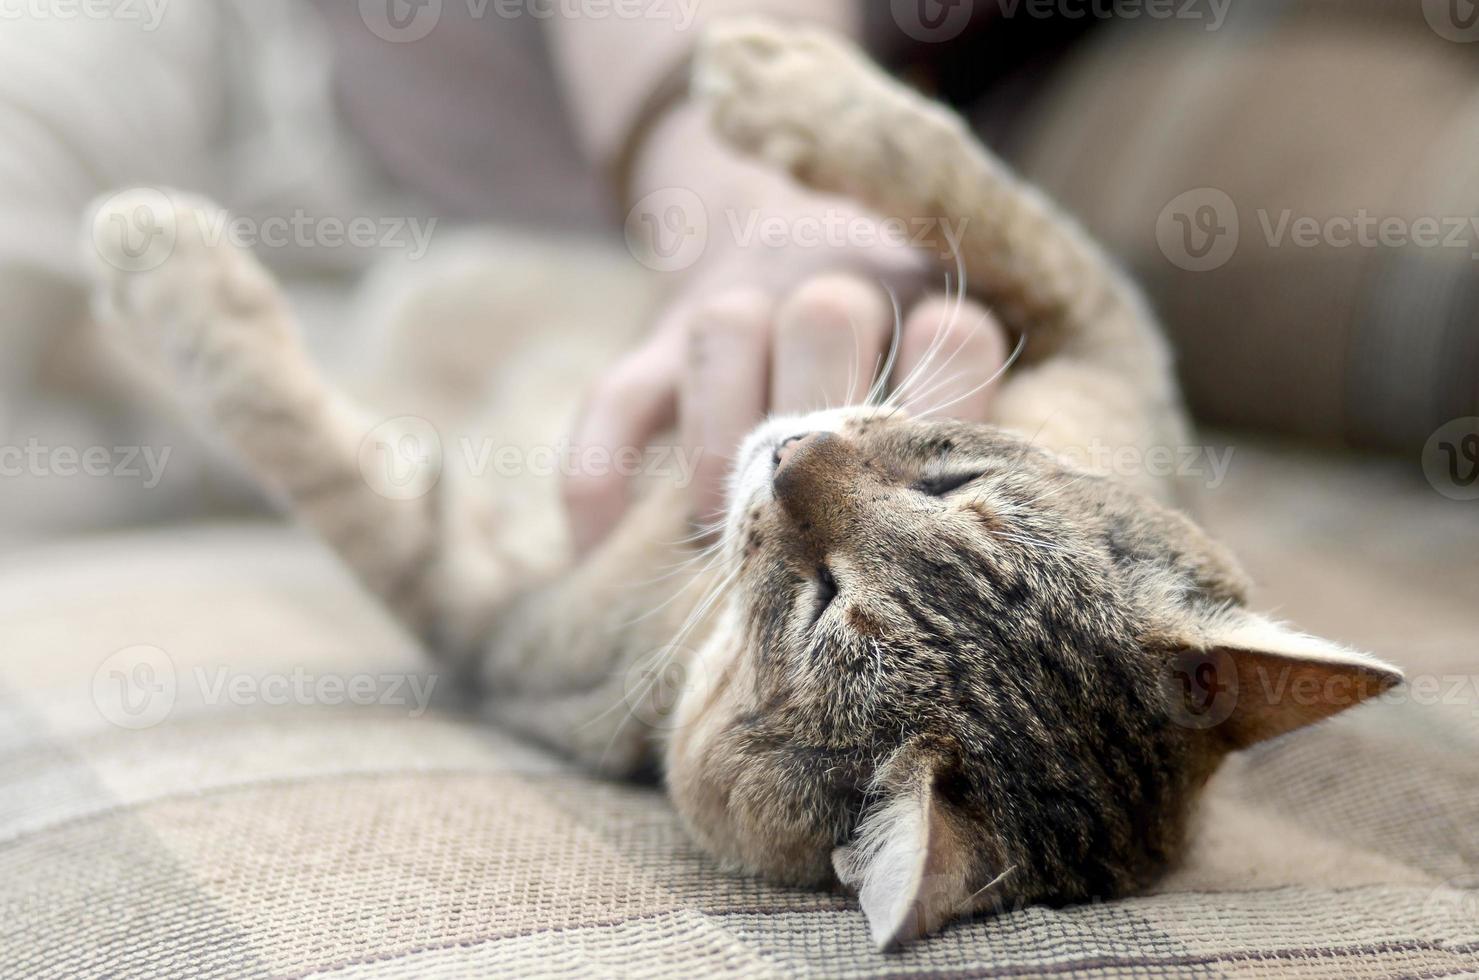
left=84, top=188, right=704, bottom=777
left=85, top=189, right=514, bottom=665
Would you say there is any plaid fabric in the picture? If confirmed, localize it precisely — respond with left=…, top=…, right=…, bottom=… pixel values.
left=2, top=445, right=1476, bottom=979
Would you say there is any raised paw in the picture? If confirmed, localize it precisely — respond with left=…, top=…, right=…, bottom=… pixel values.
left=83, top=187, right=293, bottom=380
left=695, top=18, right=884, bottom=174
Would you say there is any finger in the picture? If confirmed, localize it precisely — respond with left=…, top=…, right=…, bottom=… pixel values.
left=769, top=273, right=894, bottom=415
left=563, top=337, right=680, bottom=555
left=889, top=293, right=1009, bottom=421
left=680, top=287, right=774, bottom=529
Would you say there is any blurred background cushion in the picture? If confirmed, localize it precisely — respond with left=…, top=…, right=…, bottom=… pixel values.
left=1009, top=2, right=1479, bottom=454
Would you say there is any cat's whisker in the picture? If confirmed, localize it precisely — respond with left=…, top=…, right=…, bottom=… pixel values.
left=628, top=530, right=727, bottom=580
left=597, top=563, right=742, bottom=759
left=634, top=541, right=726, bottom=581
left=965, top=864, right=1017, bottom=905
left=898, top=369, right=971, bottom=417
left=658, top=562, right=741, bottom=663
left=910, top=330, right=1027, bottom=420
left=582, top=563, right=740, bottom=740
left=620, top=542, right=733, bottom=624
left=899, top=293, right=1015, bottom=411
left=883, top=236, right=969, bottom=411
left=880, top=271, right=954, bottom=411
left=900, top=300, right=1010, bottom=416
left=1009, top=469, right=1093, bottom=510
left=667, top=519, right=729, bottom=547
left=865, top=285, right=907, bottom=409
left=865, top=351, right=888, bottom=410
left=631, top=547, right=725, bottom=587
left=646, top=540, right=726, bottom=575
left=844, top=310, right=863, bottom=409
left=990, top=530, right=1072, bottom=557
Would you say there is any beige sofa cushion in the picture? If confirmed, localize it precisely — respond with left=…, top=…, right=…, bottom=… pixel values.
left=2, top=443, right=1476, bottom=977
left=1014, top=5, right=1479, bottom=455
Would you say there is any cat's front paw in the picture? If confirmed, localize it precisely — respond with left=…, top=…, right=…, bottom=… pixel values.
left=695, top=18, right=877, bottom=175
left=83, top=187, right=289, bottom=375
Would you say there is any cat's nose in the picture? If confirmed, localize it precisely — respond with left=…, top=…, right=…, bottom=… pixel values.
left=773, top=432, right=819, bottom=477
left=772, top=431, right=863, bottom=535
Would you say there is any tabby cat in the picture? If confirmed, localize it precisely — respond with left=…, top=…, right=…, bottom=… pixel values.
left=84, top=20, right=1401, bottom=949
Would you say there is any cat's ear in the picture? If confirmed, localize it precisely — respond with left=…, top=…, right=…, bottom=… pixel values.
left=831, top=740, right=1002, bottom=950
left=1169, top=610, right=1403, bottom=749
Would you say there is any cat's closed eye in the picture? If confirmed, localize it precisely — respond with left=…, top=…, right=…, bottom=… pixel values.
left=812, top=566, right=838, bottom=625
left=914, top=470, right=985, bottom=497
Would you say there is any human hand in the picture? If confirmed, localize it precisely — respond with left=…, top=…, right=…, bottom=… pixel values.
left=563, top=110, right=1011, bottom=554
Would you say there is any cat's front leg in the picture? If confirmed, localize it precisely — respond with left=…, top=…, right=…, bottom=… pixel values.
left=475, top=480, right=724, bottom=778
left=84, top=189, right=515, bottom=662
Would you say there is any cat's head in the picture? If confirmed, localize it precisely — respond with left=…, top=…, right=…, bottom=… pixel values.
left=664, top=407, right=1401, bottom=949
